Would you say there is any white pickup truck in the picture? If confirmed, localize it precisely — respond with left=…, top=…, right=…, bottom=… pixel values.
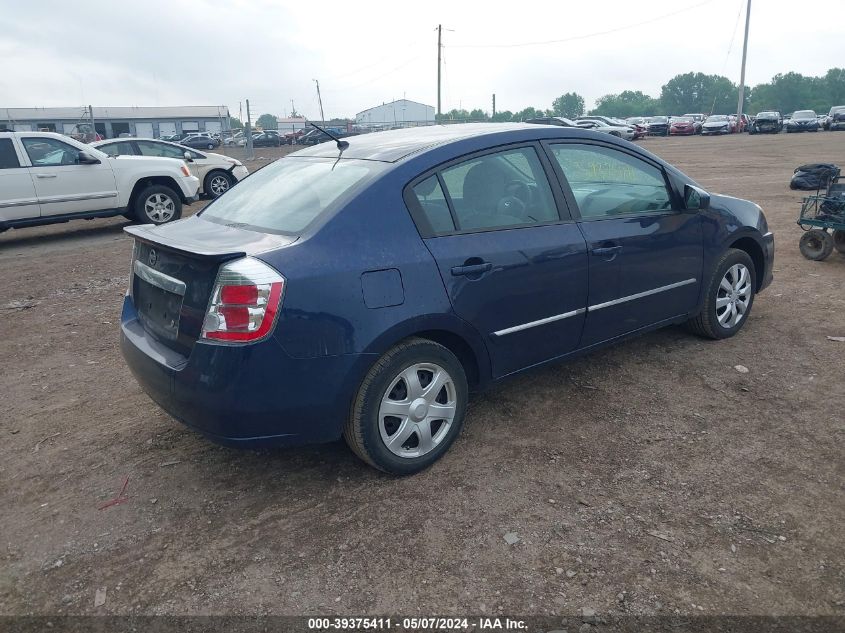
left=0, top=131, right=200, bottom=232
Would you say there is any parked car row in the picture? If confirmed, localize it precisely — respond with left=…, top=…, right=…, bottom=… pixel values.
left=618, top=107, right=845, bottom=137
left=524, top=116, right=643, bottom=141
left=0, top=131, right=200, bottom=232
left=92, top=137, right=249, bottom=198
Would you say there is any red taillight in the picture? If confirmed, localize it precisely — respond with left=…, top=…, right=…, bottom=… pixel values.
left=220, top=284, right=258, bottom=305
left=201, top=258, right=285, bottom=344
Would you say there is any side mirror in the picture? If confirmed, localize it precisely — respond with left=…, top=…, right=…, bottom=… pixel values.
left=183, top=151, right=194, bottom=162
left=78, top=151, right=101, bottom=165
left=684, top=184, right=710, bottom=211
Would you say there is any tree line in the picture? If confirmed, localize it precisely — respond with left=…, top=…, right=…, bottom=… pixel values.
left=232, top=68, right=843, bottom=128
left=435, top=68, right=844, bottom=121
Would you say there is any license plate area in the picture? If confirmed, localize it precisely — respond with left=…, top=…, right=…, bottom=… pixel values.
left=134, top=260, right=185, bottom=341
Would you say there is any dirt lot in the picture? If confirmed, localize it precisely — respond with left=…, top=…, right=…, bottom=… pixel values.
left=1, top=132, right=843, bottom=620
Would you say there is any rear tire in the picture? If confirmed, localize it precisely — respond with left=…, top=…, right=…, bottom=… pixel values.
left=133, top=184, right=182, bottom=225
left=799, top=229, right=834, bottom=261
left=685, top=248, right=756, bottom=340
left=344, top=338, right=468, bottom=475
left=833, top=229, right=845, bottom=254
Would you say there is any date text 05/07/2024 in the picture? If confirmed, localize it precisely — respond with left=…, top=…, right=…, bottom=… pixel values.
left=307, top=617, right=528, bottom=630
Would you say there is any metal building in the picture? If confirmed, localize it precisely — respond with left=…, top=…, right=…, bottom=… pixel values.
left=355, top=99, right=435, bottom=129
left=0, top=105, right=231, bottom=139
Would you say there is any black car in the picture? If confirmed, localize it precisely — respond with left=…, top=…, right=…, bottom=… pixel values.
left=786, top=110, right=820, bottom=133
left=298, top=128, right=356, bottom=146
left=251, top=132, right=282, bottom=147
left=647, top=116, right=670, bottom=136
left=181, top=135, right=220, bottom=149
left=828, top=106, right=845, bottom=131
left=749, top=111, right=782, bottom=134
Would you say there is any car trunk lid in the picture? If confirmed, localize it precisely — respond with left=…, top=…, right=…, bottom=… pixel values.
left=125, top=217, right=295, bottom=355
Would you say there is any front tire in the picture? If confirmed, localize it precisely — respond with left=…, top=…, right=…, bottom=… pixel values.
left=685, top=248, right=756, bottom=340
left=344, top=338, right=468, bottom=475
left=133, top=185, right=182, bottom=225
left=205, top=170, right=234, bottom=198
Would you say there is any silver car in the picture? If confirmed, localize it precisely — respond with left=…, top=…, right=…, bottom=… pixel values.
left=575, top=119, right=636, bottom=141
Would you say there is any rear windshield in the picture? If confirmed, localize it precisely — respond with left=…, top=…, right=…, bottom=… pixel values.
left=201, top=156, right=385, bottom=234
left=794, top=110, right=815, bottom=118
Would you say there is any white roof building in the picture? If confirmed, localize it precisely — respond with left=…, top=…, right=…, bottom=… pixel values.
left=355, top=99, right=435, bottom=128
left=1, top=106, right=231, bottom=139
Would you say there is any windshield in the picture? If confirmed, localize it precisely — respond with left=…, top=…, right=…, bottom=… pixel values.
left=673, top=117, right=693, bottom=123
left=794, top=110, right=816, bottom=118
left=706, top=115, right=728, bottom=122
left=757, top=112, right=778, bottom=117
left=651, top=116, right=668, bottom=123
left=201, top=157, right=385, bottom=235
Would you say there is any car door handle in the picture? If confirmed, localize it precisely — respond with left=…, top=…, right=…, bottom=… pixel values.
left=35, top=173, right=57, bottom=179
left=591, top=245, right=622, bottom=256
left=451, top=262, right=492, bottom=276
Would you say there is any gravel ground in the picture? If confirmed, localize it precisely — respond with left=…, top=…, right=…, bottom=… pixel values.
left=0, top=132, right=843, bottom=620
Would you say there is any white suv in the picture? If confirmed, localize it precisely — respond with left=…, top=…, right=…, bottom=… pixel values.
left=0, top=131, right=200, bottom=232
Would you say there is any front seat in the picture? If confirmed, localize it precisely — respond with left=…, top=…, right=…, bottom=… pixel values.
left=460, top=160, right=521, bottom=229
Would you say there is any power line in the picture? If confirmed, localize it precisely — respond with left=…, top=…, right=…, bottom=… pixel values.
left=449, top=0, right=716, bottom=49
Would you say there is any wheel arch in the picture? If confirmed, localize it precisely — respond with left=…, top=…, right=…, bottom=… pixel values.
left=359, top=315, right=492, bottom=389
left=127, top=176, right=186, bottom=208
left=727, top=235, right=765, bottom=291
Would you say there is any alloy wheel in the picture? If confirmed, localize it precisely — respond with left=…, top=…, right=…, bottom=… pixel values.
left=378, top=363, right=457, bottom=459
left=144, top=193, right=175, bottom=223
left=209, top=175, right=230, bottom=197
left=716, top=263, right=752, bottom=328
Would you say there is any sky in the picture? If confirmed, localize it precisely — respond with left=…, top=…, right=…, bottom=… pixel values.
left=0, top=0, right=841, bottom=120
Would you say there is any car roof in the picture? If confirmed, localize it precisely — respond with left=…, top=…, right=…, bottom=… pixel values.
left=291, top=122, right=607, bottom=163
left=93, top=137, right=186, bottom=146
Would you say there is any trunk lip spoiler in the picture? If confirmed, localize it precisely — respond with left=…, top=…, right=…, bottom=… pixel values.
left=123, top=224, right=296, bottom=259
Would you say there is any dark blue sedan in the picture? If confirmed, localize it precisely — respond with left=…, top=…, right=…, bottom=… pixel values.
left=120, top=124, right=774, bottom=474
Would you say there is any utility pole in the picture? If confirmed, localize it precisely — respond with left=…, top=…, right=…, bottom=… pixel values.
left=437, top=24, right=442, bottom=117
left=245, top=99, right=254, bottom=161
left=314, top=79, right=325, bottom=123
left=88, top=104, right=96, bottom=138
left=492, top=94, right=496, bottom=118
left=736, top=0, right=751, bottom=124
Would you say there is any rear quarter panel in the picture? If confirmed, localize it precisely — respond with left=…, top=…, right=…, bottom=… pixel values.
left=257, top=161, right=490, bottom=372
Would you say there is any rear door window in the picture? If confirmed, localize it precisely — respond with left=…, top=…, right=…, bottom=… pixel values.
left=100, top=141, right=137, bottom=156
left=437, top=146, right=560, bottom=232
left=412, top=176, right=455, bottom=235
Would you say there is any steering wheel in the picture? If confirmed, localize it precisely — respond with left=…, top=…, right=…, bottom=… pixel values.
left=504, top=180, right=531, bottom=206
left=496, top=195, right=526, bottom=219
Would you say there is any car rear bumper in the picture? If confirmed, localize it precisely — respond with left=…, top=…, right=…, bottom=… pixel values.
left=120, top=296, right=372, bottom=448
